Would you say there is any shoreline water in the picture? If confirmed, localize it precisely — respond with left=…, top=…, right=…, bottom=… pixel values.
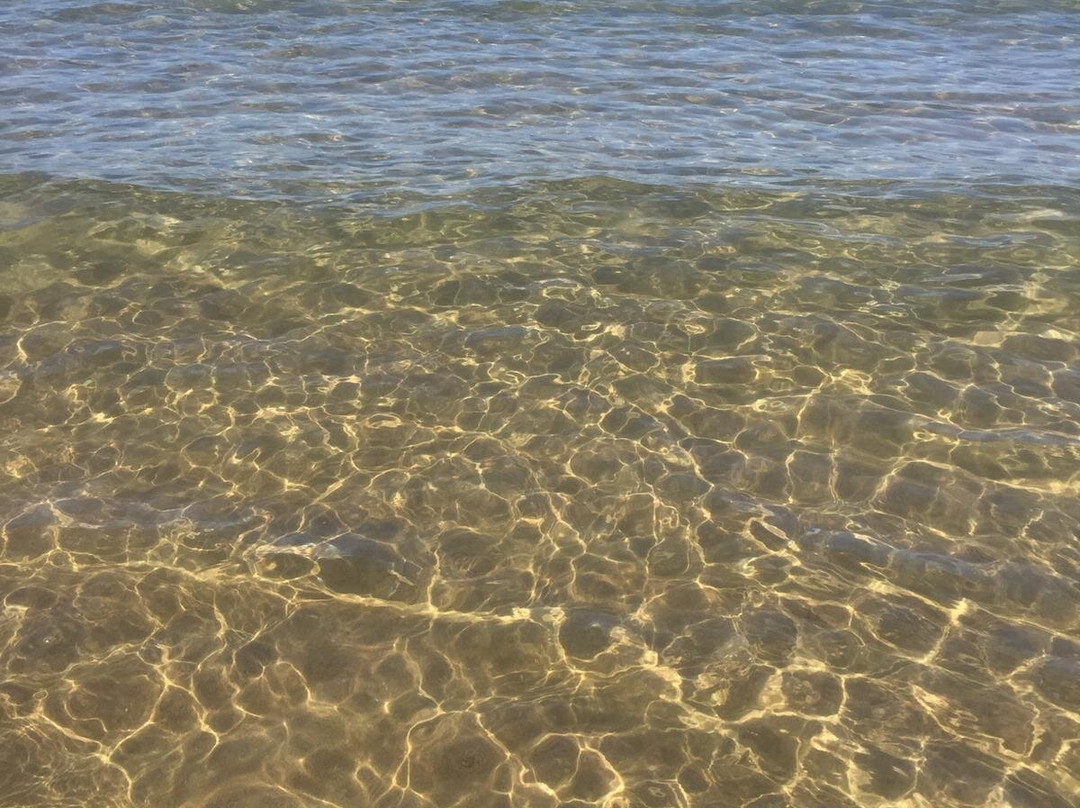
left=2, top=1, right=1079, bottom=806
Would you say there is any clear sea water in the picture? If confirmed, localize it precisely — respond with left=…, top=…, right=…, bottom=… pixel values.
left=1, top=2, right=1080, bottom=807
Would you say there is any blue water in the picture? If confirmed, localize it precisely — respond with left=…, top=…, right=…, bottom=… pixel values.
left=4, top=0, right=1079, bottom=202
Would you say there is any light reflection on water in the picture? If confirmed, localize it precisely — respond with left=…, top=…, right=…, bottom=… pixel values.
left=2, top=1, right=1080, bottom=807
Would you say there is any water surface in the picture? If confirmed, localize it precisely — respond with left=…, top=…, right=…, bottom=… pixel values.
left=2, top=2, right=1080, bottom=807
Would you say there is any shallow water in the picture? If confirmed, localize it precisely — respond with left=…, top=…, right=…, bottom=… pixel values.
left=2, top=2, right=1080, bottom=808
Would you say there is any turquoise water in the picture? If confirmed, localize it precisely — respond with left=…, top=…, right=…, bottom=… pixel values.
left=2, top=2, right=1080, bottom=807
